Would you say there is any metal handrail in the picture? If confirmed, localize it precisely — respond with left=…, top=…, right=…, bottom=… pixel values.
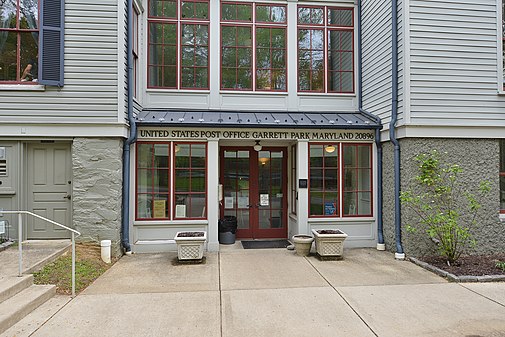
left=0, top=210, right=81, bottom=297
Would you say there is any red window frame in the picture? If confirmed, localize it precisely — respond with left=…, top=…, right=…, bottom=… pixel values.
left=173, top=142, right=208, bottom=219
left=342, top=143, right=373, bottom=217
left=0, top=0, right=39, bottom=84
left=220, top=2, right=287, bottom=92
left=308, top=142, right=373, bottom=218
left=135, top=142, right=171, bottom=220
left=147, top=0, right=209, bottom=90
left=308, top=143, right=340, bottom=218
left=297, top=6, right=354, bottom=93
left=291, top=144, right=297, bottom=215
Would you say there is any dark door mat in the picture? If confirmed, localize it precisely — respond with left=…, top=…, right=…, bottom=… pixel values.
left=241, top=240, right=291, bottom=249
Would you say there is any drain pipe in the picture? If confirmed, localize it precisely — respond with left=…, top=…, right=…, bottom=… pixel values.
left=390, top=0, right=405, bottom=259
left=357, top=0, right=385, bottom=250
left=121, top=0, right=136, bottom=254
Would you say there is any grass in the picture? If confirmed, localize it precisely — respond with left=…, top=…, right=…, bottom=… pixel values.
left=33, top=243, right=116, bottom=295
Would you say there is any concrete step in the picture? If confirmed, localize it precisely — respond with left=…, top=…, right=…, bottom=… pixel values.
left=0, top=276, right=33, bottom=304
left=0, top=295, right=71, bottom=337
left=0, top=284, right=56, bottom=335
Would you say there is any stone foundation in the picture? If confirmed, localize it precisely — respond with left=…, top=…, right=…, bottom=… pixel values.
left=382, top=138, right=504, bottom=257
left=72, top=138, right=123, bottom=257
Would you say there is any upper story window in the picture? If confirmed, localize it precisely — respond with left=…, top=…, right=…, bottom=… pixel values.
left=0, top=0, right=39, bottom=83
left=148, top=0, right=209, bottom=89
left=297, top=6, right=354, bottom=93
left=220, top=2, right=287, bottom=91
left=502, top=1, right=505, bottom=89
left=133, top=6, right=140, bottom=98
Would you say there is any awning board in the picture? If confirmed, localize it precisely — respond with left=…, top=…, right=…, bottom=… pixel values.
left=137, top=110, right=381, bottom=129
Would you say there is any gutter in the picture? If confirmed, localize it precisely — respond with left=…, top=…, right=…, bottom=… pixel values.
left=121, top=0, right=137, bottom=253
left=357, top=0, right=385, bottom=250
left=390, top=0, right=405, bottom=259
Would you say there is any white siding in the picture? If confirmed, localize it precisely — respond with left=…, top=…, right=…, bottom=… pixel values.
left=362, top=0, right=405, bottom=128
left=409, top=0, right=505, bottom=126
left=0, top=0, right=120, bottom=124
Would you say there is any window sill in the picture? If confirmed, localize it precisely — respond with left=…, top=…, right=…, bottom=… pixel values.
left=220, top=90, right=288, bottom=95
left=298, top=92, right=356, bottom=97
left=498, top=89, right=505, bottom=96
left=0, top=84, right=45, bottom=91
left=133, top=219, right=209, bottom=226
left=308, top=216, right=375, bottom=223
left=146, top=88, right=210, bottom=94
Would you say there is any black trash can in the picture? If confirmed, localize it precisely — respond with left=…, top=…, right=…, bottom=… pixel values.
left=219, top=216, right=238, bottom=244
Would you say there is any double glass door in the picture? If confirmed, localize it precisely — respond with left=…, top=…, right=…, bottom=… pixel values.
left=220, top=147, right=287, bottom=239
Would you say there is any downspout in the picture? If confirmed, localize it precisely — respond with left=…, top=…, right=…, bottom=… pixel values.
left=121, top=0, right=136, bottom=253
left=390, top=0, right=405, bottom=259
left=357, top=0, right=385, bottom=250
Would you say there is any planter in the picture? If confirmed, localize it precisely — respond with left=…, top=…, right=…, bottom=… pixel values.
left=292, top=234, right=314, bottom=256
left=174, top=231, right=207, bottom=261
left=312, top=229, right=348, bottom=258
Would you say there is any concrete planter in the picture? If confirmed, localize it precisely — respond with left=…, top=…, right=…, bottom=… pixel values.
left=292, top=234, right=314, bottom=256
left=174, top=231, right=207, bottom=260
left=312, top=229, right=348, bottom=258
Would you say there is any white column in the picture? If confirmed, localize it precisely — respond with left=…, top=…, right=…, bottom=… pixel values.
left=208, top=0, right=220, bottom=109
left=207, top=139, right=220, bottom=251
left=286, top=0, right=298, bottom=111
left=297, top=141, right=309, bottom=234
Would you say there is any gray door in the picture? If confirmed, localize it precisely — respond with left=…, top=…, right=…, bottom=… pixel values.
left=27, top=143, right=72, bottom=239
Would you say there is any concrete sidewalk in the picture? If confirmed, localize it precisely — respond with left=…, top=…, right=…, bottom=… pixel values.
left=7, top=248, right=505, bottom=337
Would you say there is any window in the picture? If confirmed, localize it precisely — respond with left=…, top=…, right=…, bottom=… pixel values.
left=174, top=143, right=207, bottom=218
left=297, top=6, right=353, bottom=93
left=309, top=143, right=339, bottom=216
left=135, top=142, right=207, bottom=220
left=502, top=1, right=505, bottom=89
left=343, top=144, right=372, bottom=216
left=309, top=143, right=372, bottom=217
left=148, top=0, right=209, bottom=89
left=0, top=0, right=39, bottom=83
left=133, top=6, right=140, bottom=98
left=500, top=140, right=505, bottom=212
left=291, top=144, right=297, bottom=214
left=221, top=2, right=287, bottom=91
left=136, top=143, right=171, bottom=219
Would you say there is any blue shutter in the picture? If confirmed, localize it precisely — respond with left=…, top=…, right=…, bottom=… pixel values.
left=39, top=0, right=64, bottom=86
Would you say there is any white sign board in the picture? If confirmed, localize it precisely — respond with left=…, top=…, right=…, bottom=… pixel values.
left=0, top=220, right=5, bottom=235
left=260, top=194, right=269, bottom=206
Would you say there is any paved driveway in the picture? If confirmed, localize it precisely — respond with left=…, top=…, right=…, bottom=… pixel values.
left=26, top=249, right=505, bottom=337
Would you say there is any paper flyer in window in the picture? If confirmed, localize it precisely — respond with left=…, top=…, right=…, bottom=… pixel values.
left=224, top=197, right=234, bottom=209
left=260, top=194, right=269, bottom=206
left=238, top=197, right=249, bottom=209
left=175, top=205, right=186, bottom=218
left=153, top=200, right=166, bottom=218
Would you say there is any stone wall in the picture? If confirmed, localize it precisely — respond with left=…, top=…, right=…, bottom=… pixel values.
left=382, top=138, right=504, bottom=257
left=72, top=138, right=123, bottom=257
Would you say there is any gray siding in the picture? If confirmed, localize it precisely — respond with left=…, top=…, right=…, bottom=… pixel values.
left=362, top=0, right=405, bottom=128
left=409, top=0, right=505, bottom=126
left=0, top=0, right=119, bottom=124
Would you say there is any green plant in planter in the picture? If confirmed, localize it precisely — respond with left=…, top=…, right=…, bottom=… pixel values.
left=400, top=150, right=490, bottom=266
left=496, top=261, right=505, bottom=272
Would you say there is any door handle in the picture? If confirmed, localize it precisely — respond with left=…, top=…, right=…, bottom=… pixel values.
left=63, top=195, right=71, bottom=200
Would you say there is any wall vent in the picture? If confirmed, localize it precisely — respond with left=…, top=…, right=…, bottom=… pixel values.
left=0, top=160, right=6, bottom=176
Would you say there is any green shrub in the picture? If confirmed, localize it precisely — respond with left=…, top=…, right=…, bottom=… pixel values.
left=400, top=150, right=490, bottom=265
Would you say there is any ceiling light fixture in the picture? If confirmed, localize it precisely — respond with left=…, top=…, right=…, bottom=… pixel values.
left=253, top=140, right=262, bottom=152
left=325, top=145, right=336, bottom=153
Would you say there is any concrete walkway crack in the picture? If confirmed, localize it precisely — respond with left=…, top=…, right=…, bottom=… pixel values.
left=218, top=251, right=223, bottom=337
left=458, top=283, right=505, bottom=308
left=305, top=256, right=379, bottom=337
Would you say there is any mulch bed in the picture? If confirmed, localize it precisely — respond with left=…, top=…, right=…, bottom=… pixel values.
left=421, top=254, right=505, bottom=276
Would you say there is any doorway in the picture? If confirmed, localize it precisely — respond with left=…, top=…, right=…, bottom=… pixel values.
left=220, top=147, right=287, bottom=239
left=26, top=143, right=72, bottom=239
